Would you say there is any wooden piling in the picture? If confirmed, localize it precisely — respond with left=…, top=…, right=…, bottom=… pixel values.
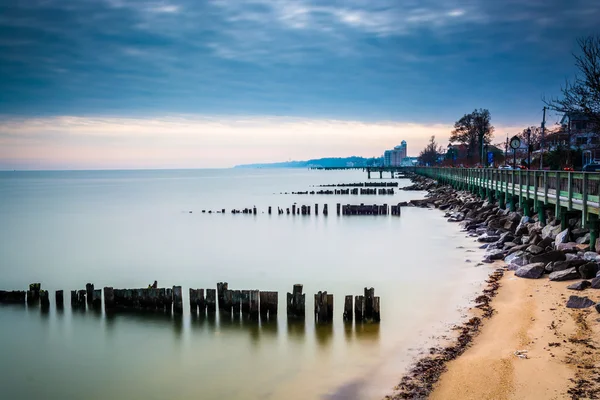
left=27, top=283, right=41, bottom=305
left=55, top=290, right=64, bottom=308
left=249, top=290, right=259, bottom=319
left=268, top=206, right=272, bottom=215
left=241, top=290, right=250, bottom=314
left=364, top=287, right=374, bottom=320
left=71, top=290, right=77, bottom=307
left=173, top=286, right=183, bottom=314
left=217, top=282, right=228, bottom=310
left=165, top=288, right=173, bottom=312
left=206, top=288, right=216, bottom=312
left=292, top=205, right=296, bottom=215
left=231, top=290, right=241, bottom=314
left=336, top=203, right=341, bottom=215
left=286, top=284, right=305, bottom=318
left=315, top=204, right=319, bottom=215
left=343, top=295, right=353, bottom=321
left=354, top=295, right=364, bottom=321
left=259, top=291, right=278, bottom=319
left=103, top=287, right=115, bottom=310
left=86, top=283, right=94, bottom=305
left=92, top=289, right=102, bottom=309
left=373, top=296, right=381, bottom=322
left=40, top=290, right=50, bottom=309
left=189, top=289, right=198, bottom=313
left=198, top=289, right=206, bottom=313
left=0, top=290, right=26, bottom=304
left=314, top=291, right=333, bottom=322
left=323, top=204, right=328, bottom=216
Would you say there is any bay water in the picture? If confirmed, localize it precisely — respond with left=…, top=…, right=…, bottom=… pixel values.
left=0, top=169, right=491, bottom=399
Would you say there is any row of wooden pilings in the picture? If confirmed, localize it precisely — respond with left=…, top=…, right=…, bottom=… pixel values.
left=289, top=188, right=395, bottom=195
left=1, top=283, right=381, bottom=322
left=317, top=182, right=399, bottom=187
left=199, top=203, right=403, bottom=216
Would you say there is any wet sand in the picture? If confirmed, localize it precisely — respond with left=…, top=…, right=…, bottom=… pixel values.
left=430, top=271, right=600, bottom=400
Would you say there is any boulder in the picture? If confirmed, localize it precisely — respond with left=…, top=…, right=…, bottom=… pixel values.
left=555, top=229, right=570, bottom=247
left=556, top=242, right=579, bottom=253
left=503, top=219, right=519, bottom=231
left=530, top=250, right=566, bottom=264
left=484, top=249, right=506, bottom=262
left=526, top=245, right=544, bottom=255
left=515, top=263, right=546, bottom=279
left=478, top=233, right=501, bottom=243
left=549, top=259, right=587, bottom=272
left=529, top=234, right=542, bottom=245
left=503, top=242, right=517, bottom=250
left=571, top=228, right=589, bottom=239
left=579, top=262, right=599, bottom=279
left=498, top=232, right=515, bottom=244
left=527, top=221, right=544, bottom=236
left=590, top=277, right=600, bottom=289
left=515, top=216, right=531, bottom=235
left=566, top=295, right=595, bottom=309
left=505, top=250, right=525, bottom=264
left=596, top=303, right=600, bottom=313
left=583, top=252, right=600, bottom=262
left=541, top=224, right=562, bottom=240
left=538, top=237, right=554, bottom=249
left=549, top=267, right=580, bottom=281
left=521, top=235, right=531, bottom=244
left=576, top=233, right=591, bottom=245
left=507, top=244, right=529, bottom=255
left=567, top=281, right=592, bottom=290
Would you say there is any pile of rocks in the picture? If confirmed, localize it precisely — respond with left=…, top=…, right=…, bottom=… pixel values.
left=406, top=174, right=600, bottom=314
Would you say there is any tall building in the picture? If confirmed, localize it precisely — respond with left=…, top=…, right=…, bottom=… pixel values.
left=383, top=141, right=407, bottom=167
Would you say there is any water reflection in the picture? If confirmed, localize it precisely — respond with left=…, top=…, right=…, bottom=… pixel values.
left=315, top=323, right=333, bottom=347
left=353, top=322, right=380, bottom=342
left=287, top=318, right=305, bottom=341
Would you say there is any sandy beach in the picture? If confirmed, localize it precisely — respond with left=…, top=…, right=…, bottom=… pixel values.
left=430, top=270, right=600, bottom=400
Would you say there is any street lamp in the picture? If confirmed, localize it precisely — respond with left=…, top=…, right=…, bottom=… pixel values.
left=527, top=128, right=532, bottom=169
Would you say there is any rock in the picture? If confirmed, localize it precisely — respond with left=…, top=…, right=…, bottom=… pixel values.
left=528, top=234, right=542, bottom=245
left=556, top=242, right=579, bottom=253
left=530, top=250, right=566, bottom=264
left=567, top=281, right=592, bottom=290
left=590, top=277, right=600, bottom=289
left=498, top=232, right=515, bottom=244
left=566, top=253, right=582, bottom=261
left=504, top=242, right=517, bottom=250
left=505, top=250, right=525, bottom=264
left=479, top=244, right=489, bottom=249
left=507, top=244, right=530, bottom=255
left=504, top=219, right=519, bottom=231
left=526, top=245, right=544, bottom=255
left=566, top=295, right=596, bottom=309
left=583, top=252, right=600, bottom=262
left=527, top=221, right=544, bottom=236
left=521, top=235, right=531, bottom=244
left=550, top=259, right=587, bottom=272
left=555, top=229, right=570, bottom=247
left=596, top=238, right=600, bottom=253
left=515, top=216, right=531, bottom=235
left=538, top=237, right=554, bottom=249
left=549, top=267, right=580, bottom=281
left=541, top=224, right=562, bottom=240
left=515, top=263, right=546, bottom=279
left=596, top=303, right=600, bottom=313
left=484, top=249, right=506, bottom=262
left=507, top=254, right=532, bottom=270
left=478, top=233, right=501, bottom=243
left=572, top=228, right=589, bottom=238
left=576, top=233, right=591, bottom=244
left=579, top=262, right=599, bottom=279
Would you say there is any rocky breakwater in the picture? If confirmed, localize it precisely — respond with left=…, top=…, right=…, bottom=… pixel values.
left=391, top=174, right=600, bottom=399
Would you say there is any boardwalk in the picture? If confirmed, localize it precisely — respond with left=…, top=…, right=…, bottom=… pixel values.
left=414, top=168, right=600, bottom=229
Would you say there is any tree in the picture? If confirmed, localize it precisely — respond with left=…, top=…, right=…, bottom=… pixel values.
left=418, top=136, right=442, bottom=166
left=545, top=36, right=600, bottom=128
left=517, top=126, right=542, bottom=150
left=450, top=109, right=495, bottom=165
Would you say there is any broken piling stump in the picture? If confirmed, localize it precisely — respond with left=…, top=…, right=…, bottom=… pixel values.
left=206, top=289, right=216, bottom=312
left=197, top=289, right=206, bottom=313
left=249, top=290, right=259, bottom=319
left=103, top=287, right=115, bottom=310
left=40, top=290, right=50, bottom=310
left=343, top=295, right=353, bottom=321
left=314, top=291, right=333, bottom=323
left=232, top=290, right=241, bottom=314
left=217, top=282, right=228, bottom=310
left=259, top=291, right=278, bottom=319
left=286, top=284, right=305, bottom=318
left=92, top=290, right=102, bottom=309
left=27, top=283, right=41, bottom=305
left=223, top=289, right=233, bottom=313
left=0, top=290, right=26, bottom=304
left=189, top=289, right=198, bottom=313
left=55, top=290, right=64, bottom=308
left=354, top=295, right=364, bottom=321
left=173, top=286, right=183, bottom=314
left=86, top=283, right=94, bottom=305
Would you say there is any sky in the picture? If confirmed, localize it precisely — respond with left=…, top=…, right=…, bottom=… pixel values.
left=1, top=0, right=599, bottom=169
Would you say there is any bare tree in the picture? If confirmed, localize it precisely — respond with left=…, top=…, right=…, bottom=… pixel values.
left=545, top=36, right=600, bottom=128
left=418, top=136, right=442, bottom=166
left=450, top=109, right=495, bottom=164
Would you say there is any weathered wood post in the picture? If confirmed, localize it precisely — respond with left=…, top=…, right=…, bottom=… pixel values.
left=260, top=291, right=278, bottom=319
left=197, top=289, right=205, bottom=314
left=71, top=290, right=77, bottom=307
left=56, top=290, right=64, bottom=308
left=78, top=290, right=86, bottom=308
left=173, top=286, right=183, bottom=314
left=343, top=295, right=353, bottom=321
left=314, top=291, right=333, bottom=322
left=253, top=206, right=257, bottom=215
left=315, top=204, right=319, bottom=215
left=249, top=290, right=259, bottom=319
left=86, top=283, right=94, bottom=305
left=268, top=206, right=272, bottom=215
left=92, top=289, right=102, bottom=309
left=189, top=289, right=198, bottom=313
left=364, top=287, right=374, bottom=320
left=103, top=287, right=115, bottom=310
left=217, top=282, right=228, bottom=310
left=336, top=203, right=341, bottom=215
left=232, top=290, right=241, bottom=314
left=286, top=284, right=305, bottom=318
left=241, top=290, right=250, bottom=314
left=223, top=289, right=233, bottom=313
left=40, top=290, right=49, bottom=310
left=206, top=288, right=216, bottom=312
left=0, top=291, right=26, bottom=304
left=165, top=288, right=173, bottom=312
left=354, top=295, right=365, bottom=321
left=323, top=204, right=328, bottom=216
left=373, top=296, right=381, bottom=322
left=292, top=204, right=296, bottom=215
left=27, top=283, right=41, bottom=305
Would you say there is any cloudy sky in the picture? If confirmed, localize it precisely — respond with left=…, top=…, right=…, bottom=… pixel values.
left=1, top=0, right=599, bottom=169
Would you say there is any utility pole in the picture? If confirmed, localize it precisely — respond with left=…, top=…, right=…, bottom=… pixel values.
left=567, top=113, right=572, bottom=167
left=540, top=106, right=547, bottom=170
left=505, top=134, right=508, bottom=163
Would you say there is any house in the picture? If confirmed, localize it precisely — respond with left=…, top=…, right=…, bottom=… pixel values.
left=559, top=113, right=600, bottom=164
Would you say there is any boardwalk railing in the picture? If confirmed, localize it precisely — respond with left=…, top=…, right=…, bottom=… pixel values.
left=414, top=167, right=600, bottom=227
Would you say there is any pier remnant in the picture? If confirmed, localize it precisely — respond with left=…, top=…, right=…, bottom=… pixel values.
left=55, top=290, right=64, bottom=308
left=27, top=283, right=41, bottom=305
left=232, top=290, right=241, bottom=314
left=314, top=291, right=333, bottom=322
left=0, top=290, right=26, bottom=304
left=249, top=290, right=259, bottom=319
left=323, top=204, right=328, bottom=216
left=354, top=295, right=364, bottom=321
left=241, top=290, right=250, bottom=314
left=286, top=284, right=305, bottom=318
left=173, top=286, right=183, bottom=314
left=92, top=290, right=102, bottom=309
left=343, top=295, right=353, bottom=321
left=217, top=282, right=228, bottom=310
left=197, top=289, right=206, bottom=313
left=259, top=291, right=278, bottom=319
left=206, top=289, right=216, bottom=312
left=86, top=283, right=94, bottom=305
left=103, top=287, right=115, bottom=310
left=189, top=289, right=198, bottom=313
left=40, top=290, right=50, bottom=309
left=355, top=288, right=380, bottom=322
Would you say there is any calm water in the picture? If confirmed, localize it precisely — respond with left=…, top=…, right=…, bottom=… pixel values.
left=0, top=169, right=491, bottom=400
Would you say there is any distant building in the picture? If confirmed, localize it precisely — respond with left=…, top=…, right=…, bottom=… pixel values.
left=383, top=140, right=407, bottom=167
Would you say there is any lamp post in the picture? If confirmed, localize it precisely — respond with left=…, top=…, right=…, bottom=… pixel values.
left=484, top=144, right=489, bottom=167
left=527, top=128, right=532, bottom=169
left=447, top=143, right=454, bottom=166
